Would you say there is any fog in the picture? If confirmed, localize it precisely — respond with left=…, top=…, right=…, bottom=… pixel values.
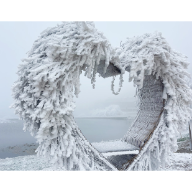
left=0, top=22, right=192, bottom=119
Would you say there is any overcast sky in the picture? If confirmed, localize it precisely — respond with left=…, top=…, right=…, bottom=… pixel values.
left=0, top=22, right=192, bottom=118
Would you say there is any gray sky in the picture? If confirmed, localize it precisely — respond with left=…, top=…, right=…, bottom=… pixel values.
left=0, top=22, right=192, bottom=118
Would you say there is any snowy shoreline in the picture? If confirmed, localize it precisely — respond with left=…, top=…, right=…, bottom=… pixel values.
left=0, top=153, right=191, bottom=171
left=0, top=117, right=191, bottom=170
left=0, top=138, right=191, bottom=171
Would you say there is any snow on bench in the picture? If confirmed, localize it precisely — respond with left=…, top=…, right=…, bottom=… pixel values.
left=102, top=151, right=139, bottom=157
left=91, top=140, right=139, bottom=155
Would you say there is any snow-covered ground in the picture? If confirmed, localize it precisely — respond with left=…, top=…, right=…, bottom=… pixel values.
left=161, top=153, right=192, bottom=171
left=0, top=155, right=66, bottom=171
left=0, top=135, right=191, bottom=171
left=0, top=153, right=191, bottom=171
left=0, top=133, right=191, bottom=171
left=0, top=118, right=191, bottom=171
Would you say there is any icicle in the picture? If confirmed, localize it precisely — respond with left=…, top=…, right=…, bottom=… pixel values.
left=111, top=74, right=124, bottom=95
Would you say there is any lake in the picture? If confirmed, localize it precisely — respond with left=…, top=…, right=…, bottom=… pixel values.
left=76, top=117, right=133, bottom=142
left=0, top=117, right=134, bottom=158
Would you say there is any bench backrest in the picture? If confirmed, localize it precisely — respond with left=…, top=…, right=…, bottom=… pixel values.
left=123, top=75, right=164, bottom=148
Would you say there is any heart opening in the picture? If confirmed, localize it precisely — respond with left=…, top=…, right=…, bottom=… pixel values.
left=87, top=61, right=165, bottom=170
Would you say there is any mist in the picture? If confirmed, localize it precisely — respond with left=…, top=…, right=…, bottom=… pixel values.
left=0, top=21, right=192, bottom=119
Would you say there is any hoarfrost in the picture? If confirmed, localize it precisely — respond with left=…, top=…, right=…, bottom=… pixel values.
left=12, top=22, right=192, bottom=171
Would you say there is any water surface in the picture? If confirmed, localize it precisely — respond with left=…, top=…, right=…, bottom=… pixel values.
left=75, top=117, right=133, bottom=142
left=0, top=117, right=134, bottom=158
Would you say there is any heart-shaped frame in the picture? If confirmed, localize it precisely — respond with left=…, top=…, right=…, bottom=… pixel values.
left=12, top=22, right=192, bottom=171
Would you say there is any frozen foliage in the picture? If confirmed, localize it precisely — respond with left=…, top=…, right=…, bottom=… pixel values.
left=12, top=22, right=192, bottom=171
left=90, top=105, right=127, bottom=117
left=115, top=32, right=192, bottom=170
left=117, top=32, right=192, bottom=135
left=12, top=22, right=117, bottom=171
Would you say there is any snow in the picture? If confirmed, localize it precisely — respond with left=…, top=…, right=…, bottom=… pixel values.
left=102, top=151, right=139, bottom=157
left=116, top=31, right=192, bottom=138
left=0, top=155, right=66, bottom=171
left=161, top=153, right=192, bottom=171
left=114, top=32, right=192, bottom=170
left=0, top=153, right=191, bottom=171
left=92, top=140, right=139, bottom=153
left=90, top=105, right=127, bottom=117
left=11, top=21, right=117, bottom=170
left=11, top=21, right=192, bottom=170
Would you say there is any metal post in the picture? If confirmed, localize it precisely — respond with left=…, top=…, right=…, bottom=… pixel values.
left=189, top=121, right=192, bottom=151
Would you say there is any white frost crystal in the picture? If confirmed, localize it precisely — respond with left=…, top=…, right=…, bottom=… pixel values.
left=116, top=32, right=192, bottom=170
left=12, top=22, right=192, bottom=171
left=12, top=22, right=117, bottom=171
left=117, top=31, right=192, bottom=138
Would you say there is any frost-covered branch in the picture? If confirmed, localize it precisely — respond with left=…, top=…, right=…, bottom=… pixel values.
left=11, top=21, right=117, bottom=170
left=117, top=32, right=192, bottom=156
left=12, top=23, right=192, bottom=170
